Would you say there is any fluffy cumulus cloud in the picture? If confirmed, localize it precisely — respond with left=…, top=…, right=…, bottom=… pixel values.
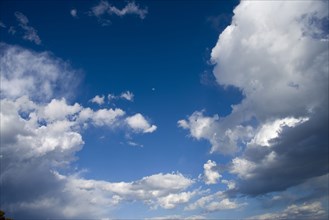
left=14, top=12, right=41, bottom=45
left=90, top=1, right=147, bottom=25
left=178, top=111, right=253, bottom=154
left=0, top=44, right=169, bottom=218
left=126, top=113, right=157, bottom=133
left=179, top=0, right=328, bottom=217
left=203, top=160, right=221, bottom=185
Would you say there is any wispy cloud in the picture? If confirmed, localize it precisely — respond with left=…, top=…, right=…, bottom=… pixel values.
left=248, top=202, right=327, bottom=220
left=89, top=1, right=148, bottom=25
left=107, top=90, right=134, bottom=102
left=120, top=90, right=134, bottom=101
left=0, top=20, right=6, bottom=28
left=14, top=11, right=41, bottom=45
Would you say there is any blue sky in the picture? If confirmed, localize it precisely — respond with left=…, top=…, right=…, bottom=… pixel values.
left=0, top=0, right=328, bottom=219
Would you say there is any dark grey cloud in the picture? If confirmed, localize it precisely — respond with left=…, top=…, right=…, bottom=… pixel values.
left=235, top=108, right=328, bottom=196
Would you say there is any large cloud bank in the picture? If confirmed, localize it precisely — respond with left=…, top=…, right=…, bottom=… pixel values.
left=179, top=0, right=328, bottom=206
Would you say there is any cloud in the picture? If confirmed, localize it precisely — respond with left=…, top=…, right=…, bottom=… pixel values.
left=14, top=12, right=41, bottom=45
left=203, top=160, right=221, bottom=185
left=70, top=9, right=78, bottom=18
left=8, top=26, right=16, bottom=34
left=120, top=90, right=134, bottom=101
left=0, top=44, right=161, bottom=218
left=126, top=113, right=157, bottom=133
left=156, top=191, right=196, bottom=209
left=185, top=191, right=244, bottom=212
left=90, top=95, right=105, bottom=105
left=57, top=172, right=195, bottom=213
left=107, top=91, right=134, bottom=102
left=90, top=1, right=148, bottom=25
left=178, top=111, right=253, bottom=154
left=0, top=43, right=79, bottom=101
left=181, top=0, right=328, bottom=200
left=127, top=141, right=143, bottom=147
left=0, top=21, right=6, bottom=28
left=248, top=202, right=327, bottom=220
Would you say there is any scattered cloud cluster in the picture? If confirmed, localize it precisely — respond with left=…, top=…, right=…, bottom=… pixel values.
left=0, top=44, right=160, bottom=218
left=90, top=91, right=134, bottom=105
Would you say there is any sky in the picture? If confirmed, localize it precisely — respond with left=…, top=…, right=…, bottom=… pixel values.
left=0, top=0, right=328, bottom=219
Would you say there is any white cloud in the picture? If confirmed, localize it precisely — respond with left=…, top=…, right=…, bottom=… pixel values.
left=248, top=202, right=327, bottom=220
left=120, top=90, right=134, bottom=101
left=230, top=157, right=257, bottom=180
left=185, top=191, right=243, bottom=212
left=14, top=11, right=41, bottom=45
left=89, top=1, right=148, bottom=26
left=180, top=1, right=328, bottom=158
left=60, top=172, right=195, bottom=212
left=178, top=111, right=253, bottom=154
left=156, top=191, right=196, bottom=209
left=203, top=160, right=221, bottom=185
left=70, top=9, right=78, bottom=18
left=42, top=98, right=82, bottom=121
left=221, top=179, right=236, bottom=190
left=90, top=95, right=105, bottom=105
left=206, top=198, right=239, bottom=212
left=211, top=0, right=328, bottom=125
left=127, top=141, right=143, bottom=147
left=91, top=1, right=147, bottom=19
left=91, top=108, right=125, bottom=127
left=0, top=43, right=79, bottom=101
left=126, top=113, right=157, bottom=133
left=107, top=91, right=134, bottom=102
left=248, top=117, right=308, bottom=147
